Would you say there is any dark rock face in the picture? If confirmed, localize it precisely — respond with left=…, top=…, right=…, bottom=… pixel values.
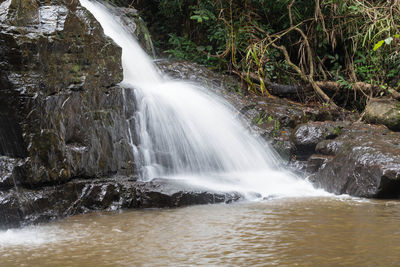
left=286, top=120, right=400, bottom=198
left=0, top=177, right=242, bottom=229
left=0, top=0, right=137, bottom=227
left=0, top=0, right=133, bottom=187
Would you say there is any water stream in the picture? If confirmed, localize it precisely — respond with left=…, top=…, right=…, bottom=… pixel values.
left=79, top=0, right=328, bottom=199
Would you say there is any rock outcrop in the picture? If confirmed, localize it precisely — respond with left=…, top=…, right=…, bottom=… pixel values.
left=0, top=177, right=241, bottom=229
left=0, top=0, right=133, bottom=188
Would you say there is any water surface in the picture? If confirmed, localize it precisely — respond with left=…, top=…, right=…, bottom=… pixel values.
left=1, top=197, right=400, bottom=266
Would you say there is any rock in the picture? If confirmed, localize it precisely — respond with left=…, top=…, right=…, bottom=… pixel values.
left=0, top=177, right=242, bottom=229
left=291, top=121, right=345, bottom=160
left=364, top=98, right=400, bottom=131
left=306, top=154, right=331, bottom=173
left=0, top=0, right=144, bottom=227
left=312, top=123, right=400, bottom=198
left=0, top=0, right=133, bottom=187
left=0, top=156, right=26, bottom=189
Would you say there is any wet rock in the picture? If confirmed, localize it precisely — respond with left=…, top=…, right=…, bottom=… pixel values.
left=306, top=154, right=331, bottom=173
left=0, top=0, right=134, bottom=187
left=291, top=122, right=345, bottom=160
left=312, top=123, right=400, bottom=198
left=0, top=156, right=26, bottom=189
left=364, top=98, right=400, bottom=131
left=315, top=139, right=344, bottom=155
left=0, top=177, right=242, bottom=229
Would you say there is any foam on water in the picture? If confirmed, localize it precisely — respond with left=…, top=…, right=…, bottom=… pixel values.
left=0, top=226, right=69, bottom=247
left=79, top=0, right=330, bottom=199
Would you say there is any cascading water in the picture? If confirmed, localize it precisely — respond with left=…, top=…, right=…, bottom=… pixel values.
left=80, top=0, right=329, bottom=199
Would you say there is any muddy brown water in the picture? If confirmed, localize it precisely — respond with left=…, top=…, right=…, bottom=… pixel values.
left=1, top=197, right=400, bottom=266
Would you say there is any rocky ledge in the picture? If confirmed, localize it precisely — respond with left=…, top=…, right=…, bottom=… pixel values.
left=0, top=176, right=241, bottom=229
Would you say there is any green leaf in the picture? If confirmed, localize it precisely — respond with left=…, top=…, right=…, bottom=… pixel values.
left=190, top=15, right=202, bottom=23
left=373, top=40, right=385, bottom=51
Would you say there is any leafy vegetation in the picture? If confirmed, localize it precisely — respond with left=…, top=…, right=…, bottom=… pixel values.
left=135, top=0, right=400, bottom=109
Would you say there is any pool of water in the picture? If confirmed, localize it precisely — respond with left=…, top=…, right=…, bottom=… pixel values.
left=1, top=197, right=400, bottom=266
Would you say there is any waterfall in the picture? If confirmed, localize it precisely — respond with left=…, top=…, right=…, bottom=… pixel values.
left=80, top=0, right=328, bottom=199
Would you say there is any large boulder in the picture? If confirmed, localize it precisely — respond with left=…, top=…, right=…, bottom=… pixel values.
left=289, top=121, right=400, bottom=198
left=364, top=98, right=400, bottom=131
left=311, top=123, right=400, bottom=198
left=0, top=0, right=134, bottom=187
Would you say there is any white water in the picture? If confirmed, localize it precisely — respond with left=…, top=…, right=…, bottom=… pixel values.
left=80, top=0, right=329, bottom=199
left=0, top=225, right=72, bottom=247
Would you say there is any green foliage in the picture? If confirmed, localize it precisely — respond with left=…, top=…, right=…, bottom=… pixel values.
left=165, top=33, right=220, bottom=66
left=190, top=6, right=216, bottom=23
left=253, top=113, right=266, bottom=125
left=137, top=0, right=400, bottom=102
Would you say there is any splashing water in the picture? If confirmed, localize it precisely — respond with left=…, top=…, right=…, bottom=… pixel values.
left=80, top=0, right=329, bottom=199
left=0, top=225, right=72, bottom=247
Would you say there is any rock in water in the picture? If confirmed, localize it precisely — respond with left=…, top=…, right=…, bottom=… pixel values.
left=307, top=123, right=400, bottom=198
left=0, top=177, right=241, bottom=229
